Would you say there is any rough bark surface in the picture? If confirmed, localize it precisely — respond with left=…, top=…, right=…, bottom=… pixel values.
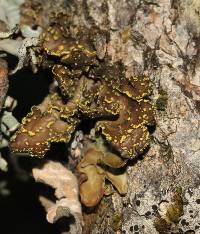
left=20, top=0, right=200, bottom=233
left=72, top=1, right=200, bottom=233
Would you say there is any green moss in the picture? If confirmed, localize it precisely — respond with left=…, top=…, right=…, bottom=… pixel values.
left=111, top=213, right=122, bottom=231
left=154, top=189, right=184, bottom=233
left=156, top=87, right=168, bottom=111
left=176, top=186, right=183, bottom=195
left=166, top=190, right=183, bottom=224
left=154, top=216, right=171, bottom=234
left=159, top=141, right=174, bottom=163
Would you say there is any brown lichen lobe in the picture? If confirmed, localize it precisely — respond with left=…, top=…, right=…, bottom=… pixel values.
left=95, top=85, right=154, bottom=157
left=10, top=21, right=155, bottom=159
left=77, top=143, right=128, bottom=207
left=10, top=93, right=79, bottom=157
left=42, top=26, right=97, bottom=70
left=87, top=60, right=155, bottom=157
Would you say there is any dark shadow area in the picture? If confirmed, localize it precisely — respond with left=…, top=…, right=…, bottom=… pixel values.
left=0, top=67, right=59, bottom=234
left=0, top=168, right=59, bottom=234
left=8, top=68, right=52, bottom=120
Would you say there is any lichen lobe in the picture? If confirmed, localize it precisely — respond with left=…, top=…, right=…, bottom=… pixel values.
left=10, top=18, right=155, bottom=160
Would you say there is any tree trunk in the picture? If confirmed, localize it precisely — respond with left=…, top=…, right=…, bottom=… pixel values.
left=66, top=1, right=200, bottom=233
left=8, top=0, right=200, bottom=233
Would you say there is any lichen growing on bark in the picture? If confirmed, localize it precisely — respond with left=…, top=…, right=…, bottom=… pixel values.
left=0, top=0, right=199, bottom=233
left=10, top=16, right=155, bottom=159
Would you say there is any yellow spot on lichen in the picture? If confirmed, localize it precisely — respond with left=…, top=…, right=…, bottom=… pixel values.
left=28, top=131, right=36, bottom=136
left=58, top=45, right=64, bottom=51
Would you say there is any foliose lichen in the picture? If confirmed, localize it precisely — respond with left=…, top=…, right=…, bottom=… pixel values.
left=10, top=13, right=155, bottom=207
left=10, top=15, right=155, bottom=159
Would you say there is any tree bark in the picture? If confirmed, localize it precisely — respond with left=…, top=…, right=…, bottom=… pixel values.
left=20, top=0, right=200, bottom=233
